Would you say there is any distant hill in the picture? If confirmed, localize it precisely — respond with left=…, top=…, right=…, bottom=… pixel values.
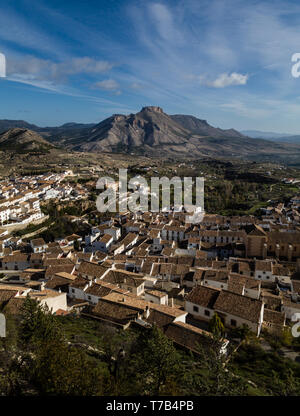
left=0, top=120, right=39, bottom=134
left=242, top=130, right=300, bottom=145
left=0, top=128, right=55, bottom=153
left=270, top=135, right=300, bottom=144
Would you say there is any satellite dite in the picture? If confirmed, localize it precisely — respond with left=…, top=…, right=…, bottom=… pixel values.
left=0, top=53, right=6, bottom=77
left=0, top=313, right=5, bottom=337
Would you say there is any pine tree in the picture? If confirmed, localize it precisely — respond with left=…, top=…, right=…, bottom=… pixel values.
left=209, top=312, right=225, bottom=337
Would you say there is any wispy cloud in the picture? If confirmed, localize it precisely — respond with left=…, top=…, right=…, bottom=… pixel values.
left=2, top=0, right=300, bottom=131
left=7, top=56, right=114, bottom=82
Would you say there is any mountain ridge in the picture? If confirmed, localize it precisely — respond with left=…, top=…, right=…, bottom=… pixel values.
left=1, top=108, right=300, bottom=164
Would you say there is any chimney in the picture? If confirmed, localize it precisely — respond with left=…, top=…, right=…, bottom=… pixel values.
left=143, top=305, right=150, bottom=319
left=169, top=297, right=174, bottom=308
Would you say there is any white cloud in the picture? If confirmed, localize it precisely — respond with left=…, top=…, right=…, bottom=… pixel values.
left=7, top=56, right=114, bottom=82
left=93, top=79, right=120, bottom=93
left=205, top=72, right=249, bottom=88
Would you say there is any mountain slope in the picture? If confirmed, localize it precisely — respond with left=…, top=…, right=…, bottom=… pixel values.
left=70, top=106, right=192, bottom=152
left=0, top=128, right=55, bottom=153
left=171, top=114, right=245, bottom=138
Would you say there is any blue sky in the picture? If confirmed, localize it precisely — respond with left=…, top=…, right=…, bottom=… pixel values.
left=1, top=0, right=300, bottom=133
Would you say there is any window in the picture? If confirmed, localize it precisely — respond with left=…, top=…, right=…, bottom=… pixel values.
left=71, top=289, right=75, bottom=293
left=205, top=310, right=210, bottom=317
left=193, top=305, right=199, bottom=313
left=88, top=296, right=91, bottom=300
left=231, top=319, right=237, bottom=327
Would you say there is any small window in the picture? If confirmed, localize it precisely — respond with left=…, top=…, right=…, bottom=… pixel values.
left=71, top=289, right=75, bottom=293
left=204, top=310, right=210, bottom=317
left=193, top=305, right=199, bottom=313
left=88, top=296, right=91, bottom=300
left=231, top=319, right=237, bottom=327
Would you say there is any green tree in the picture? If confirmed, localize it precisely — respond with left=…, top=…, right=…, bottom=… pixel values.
left=271, top=368, right=300, bottom=396
left=128, top=326, right=181, bottom=395
left=209, top=313, right=225, bottom=337
left=182, top=334, right=248, bottom=396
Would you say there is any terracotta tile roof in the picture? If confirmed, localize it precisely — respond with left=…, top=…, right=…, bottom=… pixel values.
left=31, top=238, right=46, bottom=247
left=292, top=280, right=300, bottom=294
left=203, top=270, right=228, bottom=283
left=185, top=286, right=220, bottom=309
left=77, top=261, right=108, bottom=279
left=3, top=253, right=29, bottom=263
left=263, top=308, right=285, bottom=325
left=165, top=321, right=227, bottom=352
left=0, top=289, right=18, bottom=302
left=3, top=297, right=25, bottom=314
left=85, top=282, right=112, bottom=297
left=228, top=274, right=260, bottom=290
left=255, top=260, right=273, bottom=272
left=91, top=299, right=139, bottom=324
left=102, top=269, right=144, bottom=287
left=45, top=276, right=71, bottom=290
left=99, top=234, right=113, bottom=244
left=146, top=290, right=167, bottom=298
left=69, top=277, right=89, bottom=289
left=45, top=264, right=75, bottom=278
left=146, top=309, right=174, bottom=328
left=261, top=292, right=282, bottom=311
left=214, top=290, right=263, bottom=323
left=43, top=258, right=74, bottom=267
left=102, top=292, right=186, bottom=318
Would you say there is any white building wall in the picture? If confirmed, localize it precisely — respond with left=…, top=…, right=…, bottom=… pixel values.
left=185, top=300, right=214, bottom=321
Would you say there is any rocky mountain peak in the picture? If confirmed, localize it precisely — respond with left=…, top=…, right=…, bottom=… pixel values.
left=140, top=106, right=164, bottom=114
